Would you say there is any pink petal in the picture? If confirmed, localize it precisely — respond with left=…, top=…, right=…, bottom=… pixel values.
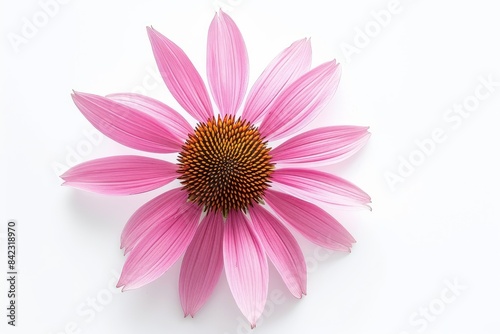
left=117, top=197, right=201, bottom=290
left=259, top=60, right=341, bottom=141
left=265, top=189, right=355, bottom=251
left=61, top=156, right=178, bottom=195
left=107, top=93, right=192, bottom=142
left=72, top=91, right=181, bottom=153
left=249, top=205, right=306, bottom=298
left=179, top=212, right=224, bottom=317
left=271, top=168, right=371, bottom=208
left=147, top=27, right=213, bottom=122
left=120, top=188, right=188, bottom=254
left=271, top=126, right=370, bottom=166
left=242, top=38, right=312, bottom=124
left=207, top=10, right=248, bottom=117
left=223, top=210, right=268, bottom=328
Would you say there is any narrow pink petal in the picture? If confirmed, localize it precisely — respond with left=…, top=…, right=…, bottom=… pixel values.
left=117, top=198, right=201, bottom=290
left=147, top=27, right=213, bottom=122
left=249, top=205, right=306, bottom=298
left=259, top=60, right=341, bottom=141
left=120, top=188, right=188, bottom=254
left=207, top=10, right=248, bottom=116
left=72, top=92, right=181, bottom=153
left=107, top=93, right=192, bottom=142
left=61, top=156, right=178, bottom=195
left=179, top=212, right=224, bottom=317
left=223, top=211, right=268, bottom=328
left=265, top=190, right=355, bottom=251
left=242, top=38, right=312, bottom=124
left=271, top=126, right=370, bottom=166
left=271, top=168, right=371, bottom=208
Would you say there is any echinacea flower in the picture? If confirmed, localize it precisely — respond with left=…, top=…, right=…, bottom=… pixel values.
left=62, top=10, right=370, bottom=327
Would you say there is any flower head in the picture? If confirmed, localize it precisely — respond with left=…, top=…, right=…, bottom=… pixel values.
left=178, top=115, right=274, bottom=217
left=62, top=10, right=370, bottom=327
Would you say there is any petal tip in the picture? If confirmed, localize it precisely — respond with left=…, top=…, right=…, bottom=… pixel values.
left=183, top=311, right=194, bottom=318
left=182, top=307, right=196, bottom=318
left=292, top=290, right=307, bottom=299
left=217, top=8, right=229, bottom=17
left=146, top=26, right=160, bottom=40
left=116, top=274, right=133, bottom=291
left=297, top=37, right=311, bottom=49
left=71, top=90, right=87, bottom=99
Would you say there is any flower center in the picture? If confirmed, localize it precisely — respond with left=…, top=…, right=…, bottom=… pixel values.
left=177, top=115, right=274, bottom=216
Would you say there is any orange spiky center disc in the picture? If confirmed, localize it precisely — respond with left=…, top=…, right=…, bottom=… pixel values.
left=178, top=115, right=274, bottom=216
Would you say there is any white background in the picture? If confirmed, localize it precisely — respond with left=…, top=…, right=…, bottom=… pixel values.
left=1, top=0, right=499, bottom=333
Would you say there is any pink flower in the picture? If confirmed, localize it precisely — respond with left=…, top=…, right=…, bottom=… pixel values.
left=62, top=11, right=370, bottom=327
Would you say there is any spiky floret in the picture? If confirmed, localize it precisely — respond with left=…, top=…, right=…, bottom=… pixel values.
left=178, top=115, right=274, bottom=216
